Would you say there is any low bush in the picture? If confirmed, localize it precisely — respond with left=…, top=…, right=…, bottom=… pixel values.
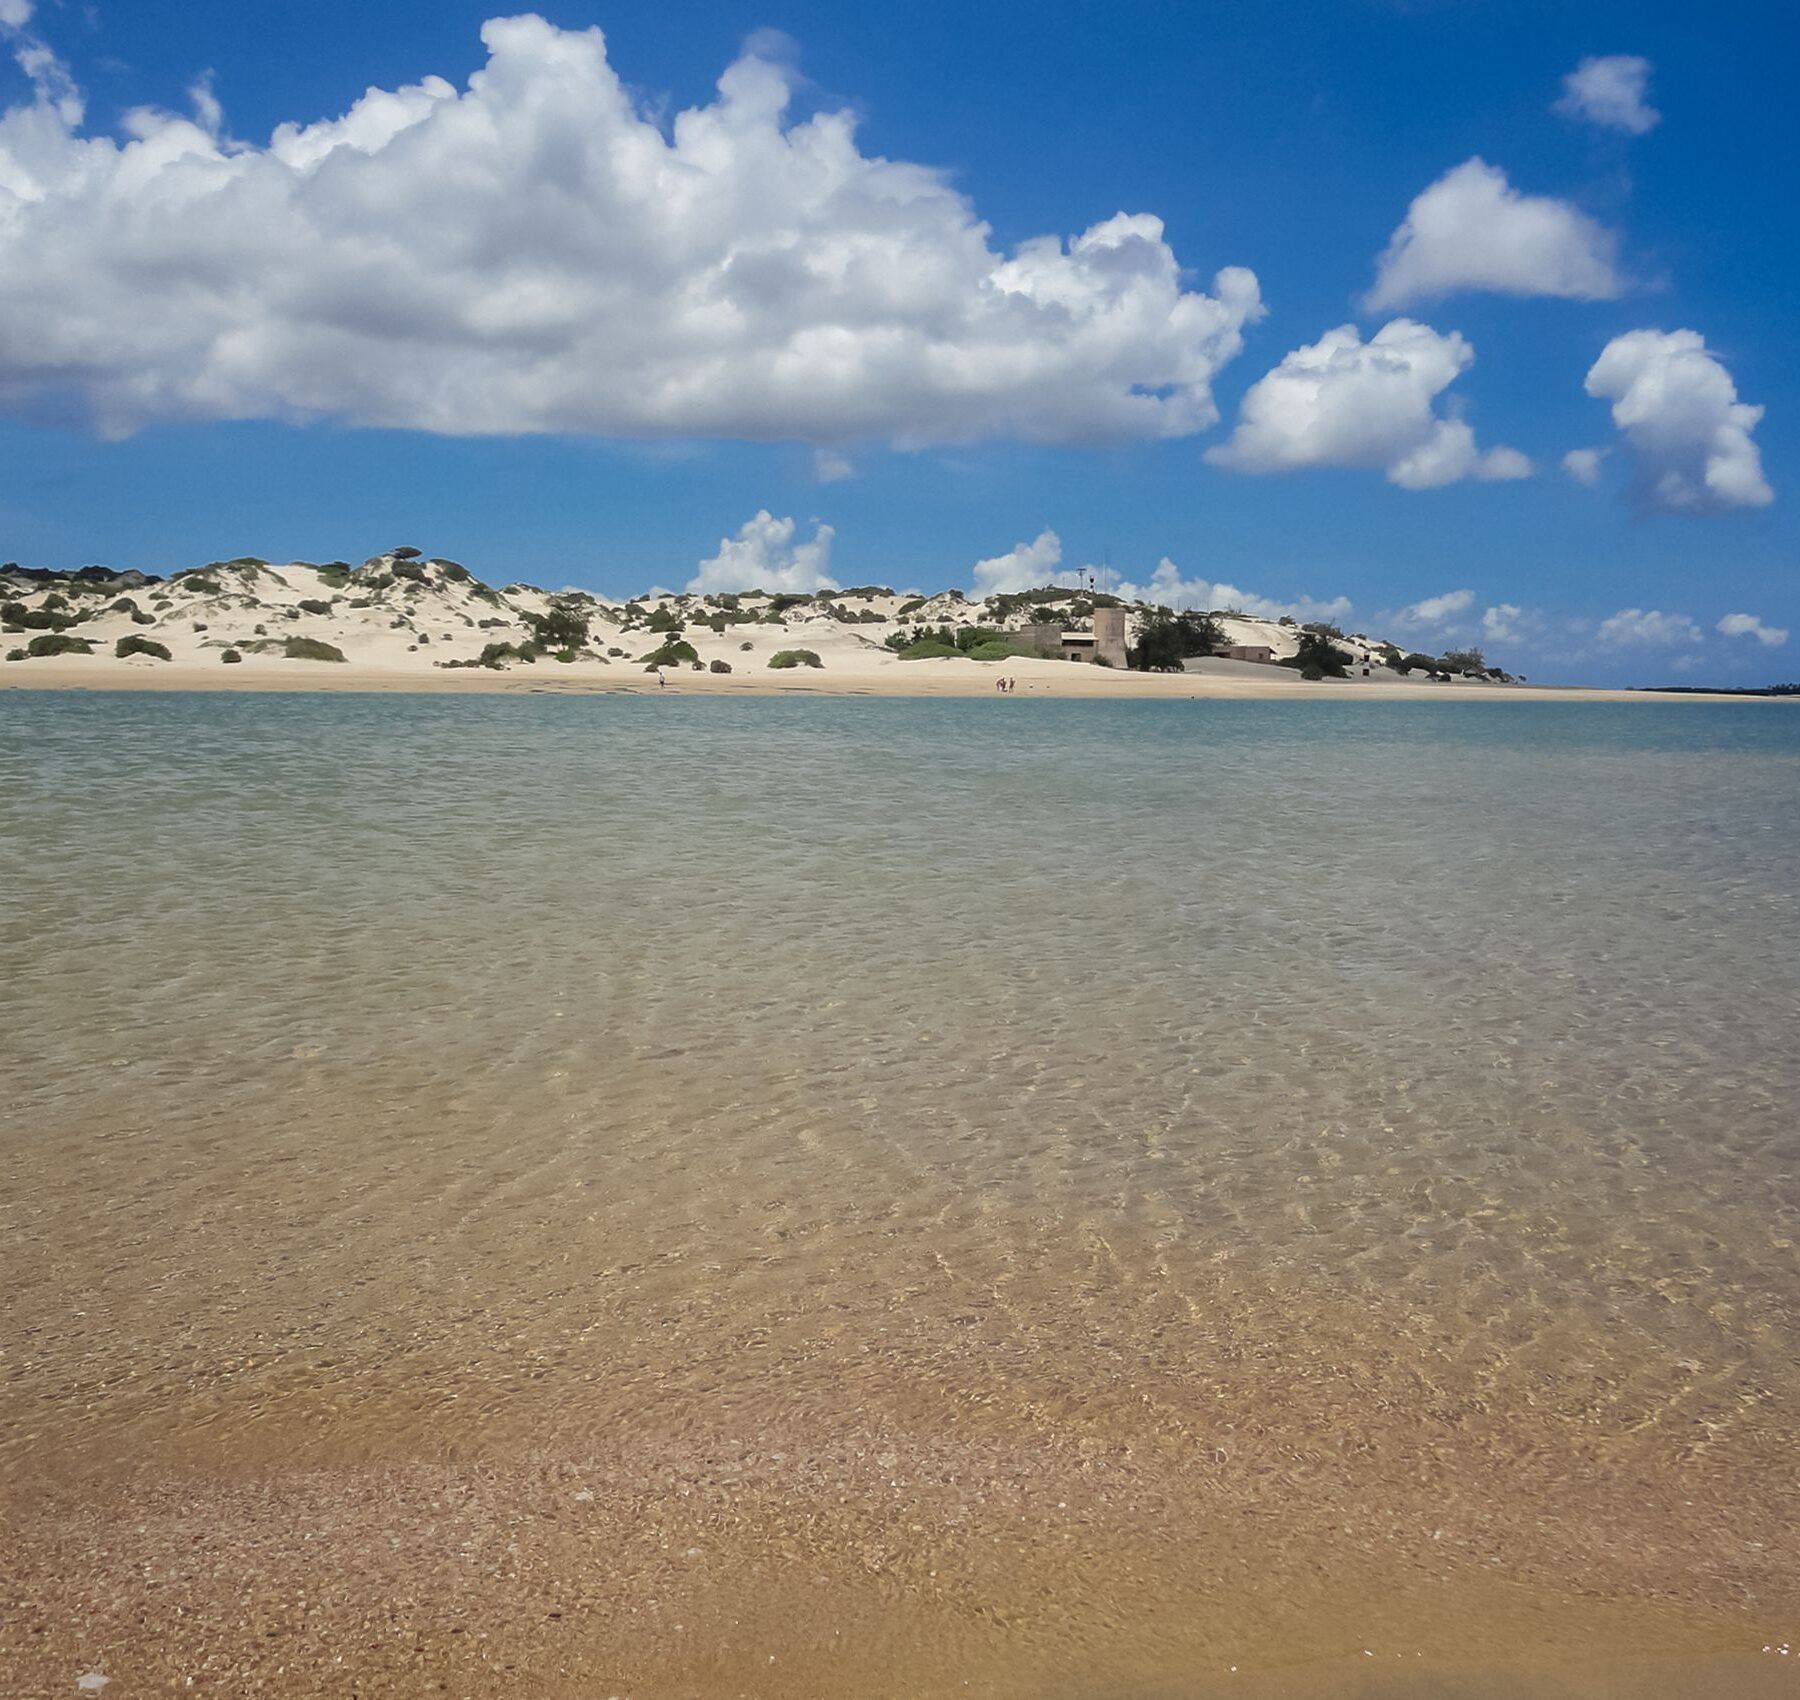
left=638, top=639, right=700, bottom=668
left=298, top=598, right=333, bottom=616
left=283, top=636, right=347, bottom=662
left=1, top=602, right=76, bottom=631
left=114, top=635, right=172, bottom=660
left=26, top=632, right=94, bottom=656
left=739, top=640, right=754, bottom=651
left=221, top=648, right=243, bottom=663
left=768, top=648, right=823, bottom=669
left=710, top=658, right=732, bottom=674
left=895, top=638, right=961, bottom=660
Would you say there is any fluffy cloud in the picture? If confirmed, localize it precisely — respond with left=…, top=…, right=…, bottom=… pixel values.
left=1394, top=589, right=1475, bottom=630
left=1717, top=613, right=1788, bottom=647
left=1364, top=159, right=1624, bottom=310
left=0, top=17, right=1265, bottom=445
left=1562, top=447, right=1605, bottom=486
left=971, top=528, right=1063, bottom=595
left=1554, top=56, right=1660, bottom=136
left=1111, top=558, right=1352, bottom=624
left=810, top=449, right=855, bottom=483
left=1585, top=330, right=1773, bottom=514
left=1481, top=603, right=1527, bottom=643
left=1207, top=320, right=1529, bottom=490
left=1597, top=608, right=1702, bottom=647
left=0, top=1, right=34, bottom=29
left=687, top=510, right=836, bottom=593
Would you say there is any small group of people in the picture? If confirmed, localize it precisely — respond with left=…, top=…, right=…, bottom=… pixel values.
left=995, top=675, right=1020, bottom=694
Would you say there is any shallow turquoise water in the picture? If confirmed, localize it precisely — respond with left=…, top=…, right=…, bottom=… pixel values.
left=4, top=693, right=1799, bottom=1695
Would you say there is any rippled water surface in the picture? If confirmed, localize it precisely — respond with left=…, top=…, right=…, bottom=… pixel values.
left=4, top=692, right=1799, bottom=1698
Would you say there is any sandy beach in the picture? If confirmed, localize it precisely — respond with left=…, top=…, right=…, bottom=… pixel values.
left=0, top=652, right=1771, bottom=704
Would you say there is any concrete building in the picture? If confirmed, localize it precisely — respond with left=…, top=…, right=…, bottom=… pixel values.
left=1218, top=643, right=1274, bottom=663
left=1060, top=607, right=1131, bottom=666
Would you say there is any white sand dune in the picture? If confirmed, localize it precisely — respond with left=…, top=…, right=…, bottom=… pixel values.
left=0, top=549, right=1761, bottom=702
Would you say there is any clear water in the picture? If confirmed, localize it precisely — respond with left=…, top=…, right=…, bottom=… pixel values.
left=4, top=693, right=1799, bottom=1698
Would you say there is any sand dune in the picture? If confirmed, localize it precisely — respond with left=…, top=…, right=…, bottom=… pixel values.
left=0, top=548, right=1760, bottom=702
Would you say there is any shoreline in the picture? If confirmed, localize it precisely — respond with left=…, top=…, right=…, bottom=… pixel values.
left=1, top=656, right=1784, bottom=703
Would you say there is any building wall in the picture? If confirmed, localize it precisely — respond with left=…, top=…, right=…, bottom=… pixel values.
left=1093, top=606, right=1129, bottom=667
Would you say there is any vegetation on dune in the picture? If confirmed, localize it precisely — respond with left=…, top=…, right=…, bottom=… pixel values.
left=25, top=632, right=95, bottom=656
left=297, top=598, right=334, bottom=616
left=1, top=601, right=77, bottom=631
left=221, top=649, right=243, bottom=663
left=114, top=635, right=172, bottom=660
left=768, top=648, right=823, bottom=669
left=525, top=603, right=591, bottom=650
left=1129, top=611, right=1225, bottom=671
left=638, top=639, right=700, bottom=668
left=1278, top=631, right=1352, bottom=678
left=710, top=658, right=732, bottom=673
left=283, top=636, right=347, bottom=662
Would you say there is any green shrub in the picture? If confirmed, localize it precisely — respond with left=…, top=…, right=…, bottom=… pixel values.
left=132, top=611, right=155, bottom=626
left=555, top=647, right=577, bottom=663
left=896, top=638, right=961, bottom=660
left=739, top=640, right=754, bottom=651
left=221, top=648, right=243, bottom=663
left=2, top=601, right=76, bottom=631
left=1299, top=663, right=1325, bottom=681
left=526, top=605, right=590, bottom=649
left=477, top=640, right=532, bottom=668
left=709, top=658, right=732, bottom=674
left=768, top=648, right=823, bottom=669
left=315, top=565, right=350, bottom=589
left=114, top=635, right=172, bottom=660
left=390, top=546, right=423, bottom=560
left=897, top=596, right=927, bottom=616
left=390, top=559, right=426, bottom=582
left=283, top=636, right=347, bottom=662
left=181, top=577, right=222, bottom=596
left=431, top=559, right=471, bottom=581
left=1277, top=632, right=1351, bottom=678
left=1129, top=611, right=1224, bottom=670
left=26, top=632, right=94, bottom=656
left=638, top=639, right=699, bottom=667
left=4, top=648, right=23, bottom=661
left=298, top=598, right=333, bottom=616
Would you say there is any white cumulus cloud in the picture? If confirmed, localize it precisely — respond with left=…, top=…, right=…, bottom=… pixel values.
left=687, top=510, right=836, bottom=594
left=1394, top=589, right=1475, bottom=630
left=971, top=528, right=1063, bottom=595
left=1111, top=558, right=1352, bottom=623
left=1481, top=603, right=1527, bottom=643
left=1717, top=613, right=1788, bottom=647
left=1364, top=158, right=1624, bottom=310
left=1554, top=56, right=1660, bottom=136
left=0, top=16, right=1265, bottom=444
left=1207, top=319, right=1529, bottom=490
left=1562, top=447, right=1605, bottom=486
left=0, top=1, right=35, bottom=28
left=1597, top=608, right=1702, bottom=647
left=1585, top=330, right=1773, bottom=514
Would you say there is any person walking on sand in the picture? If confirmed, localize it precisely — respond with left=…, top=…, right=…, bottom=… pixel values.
left=657, top=670, right=666, bottom=688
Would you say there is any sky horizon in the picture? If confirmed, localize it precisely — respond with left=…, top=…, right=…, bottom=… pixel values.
left=0, top=0, right=1792, bottom=686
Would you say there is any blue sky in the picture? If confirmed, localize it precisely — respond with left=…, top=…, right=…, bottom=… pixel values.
left=0, top=0, right=1792, bottom=683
